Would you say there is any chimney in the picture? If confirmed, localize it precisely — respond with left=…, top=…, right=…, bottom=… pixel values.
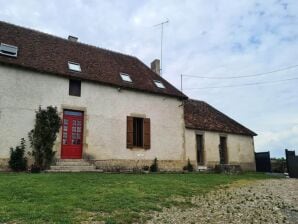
left=68, top=35, right=78, bottom=42
left=151, top=59, right=160, bottom=75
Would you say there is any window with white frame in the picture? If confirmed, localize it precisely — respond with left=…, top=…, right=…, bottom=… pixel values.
left=120, top=73, right=132, bottom=82
left=0, top=43, right=18, bottom=57
left=68, top=61, right=81, bottom=72
left=153, top=80, right=165, bottom=89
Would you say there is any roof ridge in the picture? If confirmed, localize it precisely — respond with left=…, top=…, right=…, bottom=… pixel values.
left=188, top=98, right=205, bottom=103
left=0, top=20, right=138, bottom=60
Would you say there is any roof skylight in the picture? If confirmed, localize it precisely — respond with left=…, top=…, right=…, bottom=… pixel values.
left=68, top=61, right=81, bottom=72
left=153, top=80, right=165, bottom=89
left=120, top=73, right=132, bottom=82
left=0, top=43, right=18, bottom=57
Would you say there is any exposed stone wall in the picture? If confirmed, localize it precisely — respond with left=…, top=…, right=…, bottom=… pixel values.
left=94, top=159, right=195, bottom=172
left=0, top=157, right=34, bottom=171
left=0, top=158, right=8, bottom=171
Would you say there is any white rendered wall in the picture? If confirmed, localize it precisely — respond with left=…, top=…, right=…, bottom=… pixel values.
left=185, top=129, right=256, bottom=171
left=0, top=65, right=185, bottom=162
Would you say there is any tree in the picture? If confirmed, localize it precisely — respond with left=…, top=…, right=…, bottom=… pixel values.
left=9, top=138, right=27, bottom=171
left=28, top=106, right=61, bottom=170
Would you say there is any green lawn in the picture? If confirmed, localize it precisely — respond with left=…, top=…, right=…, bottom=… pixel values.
left=0, top=172, right=271, bottom=223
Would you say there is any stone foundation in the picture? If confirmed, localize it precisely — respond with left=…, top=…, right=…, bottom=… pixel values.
left=214, top=164, right=242, bottom=173
left=206, top=161, right=256, bottom=172
left=0, top=157, right=34, bottom=171
left=93, top=159, right=195, bottom=172
left=0, top=157, right=255, bottom=172
left=239, top=162, right=256, bottom=171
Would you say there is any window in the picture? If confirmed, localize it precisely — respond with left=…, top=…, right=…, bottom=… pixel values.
left=196, top=134, right=204, bottom=165
left=0, top=43, right=18, bottom=57
left=133, top=118, right=144, bottom=147
left=68, top=61, right=81, bottom=72
left=69, top=79, right=81, bottom=97
left=153, top=80, right=165, bottom=88
left=127, top=116, right=150, bottom=149
left=219, top=136, right=228, bottom=164
left=120, top=73, right=132, bottom=82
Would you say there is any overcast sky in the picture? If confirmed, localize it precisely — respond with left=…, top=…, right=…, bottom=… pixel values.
left=1, top=0, right=297, bottom=157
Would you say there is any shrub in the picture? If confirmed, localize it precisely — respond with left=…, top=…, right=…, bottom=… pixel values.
left=142, top=165, right=150, bottom=171
left=28, top=106, right=61, bottom=170
left=29, top=164, right=41, bottom=173
left=271, top=158, right=287, bottom=173
left=149, top=157, right=158, bottom=172
left=183, top=158, right=194, bottom=172
left=9, top=138, right=27, bottom=171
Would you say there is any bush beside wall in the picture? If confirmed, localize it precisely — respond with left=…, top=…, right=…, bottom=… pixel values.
left=8, top=138, right=27, bottom=171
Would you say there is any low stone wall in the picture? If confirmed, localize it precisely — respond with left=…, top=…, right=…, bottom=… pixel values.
left=93, top=159, right=195, bottom=172
left=239, top=162, right=256, bottom=171
left=0, top=158, right=9, bottom=171
left=206, top=161, right=256, bottom=171
left=0, top=157, right=34, bottom=171
left=0, top=157, right=255, bottom=172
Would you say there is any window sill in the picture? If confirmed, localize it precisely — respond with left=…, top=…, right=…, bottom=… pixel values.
left=128, top=147, right=146, bottom=151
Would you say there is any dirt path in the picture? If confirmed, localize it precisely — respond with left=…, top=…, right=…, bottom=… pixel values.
left=147, top=179, right=298, bottom=224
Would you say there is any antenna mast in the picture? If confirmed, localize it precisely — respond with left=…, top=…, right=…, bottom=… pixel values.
left=154, top=19, right=169, bottom=76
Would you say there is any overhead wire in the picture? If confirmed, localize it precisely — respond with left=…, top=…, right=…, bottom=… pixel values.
left=183, top=76, right=298, bottom=90
left=182, top=64, right=298, bottom=79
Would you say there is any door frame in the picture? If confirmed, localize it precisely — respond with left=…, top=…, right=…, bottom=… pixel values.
left=60, top=109, right=84, bottom=159
left=219, top=135, right=228, bottom=164
left=195, top=131, right=205, bottom=166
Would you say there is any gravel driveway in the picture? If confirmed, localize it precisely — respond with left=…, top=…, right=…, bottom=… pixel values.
left=147, top=178, right=298, bottom=224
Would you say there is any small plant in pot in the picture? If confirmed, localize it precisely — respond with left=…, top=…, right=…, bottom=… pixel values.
left=29, top=164, right=41, bottom=173
left=183, top=158, right=194, bottom=172
left=142, top=165, right=150, bottom=173
left=149, top=158, right=158, bottom=172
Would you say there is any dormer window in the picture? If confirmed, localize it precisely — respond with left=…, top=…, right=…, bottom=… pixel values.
left=153, top=80, right=165, bottom=89
left=120, top=73, right=132, bottom=82
left=68, top=61, right=81, bottom=72
left=0, top=43, right=18, bottom=57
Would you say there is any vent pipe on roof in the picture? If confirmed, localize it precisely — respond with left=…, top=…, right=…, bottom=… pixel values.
left=68, top=35, right=78, bottom=42
left=151, top=59, right=160, bottom=75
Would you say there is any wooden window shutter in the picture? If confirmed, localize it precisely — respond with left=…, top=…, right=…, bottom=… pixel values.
left=127, top=116, right=133, bottom=149
left=143, top=118, right=151, bottom=149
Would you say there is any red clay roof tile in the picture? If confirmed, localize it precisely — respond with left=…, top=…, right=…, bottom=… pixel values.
left=184, top=99, right=257, bottom=136
left=0, top=21, right=186, bottom=99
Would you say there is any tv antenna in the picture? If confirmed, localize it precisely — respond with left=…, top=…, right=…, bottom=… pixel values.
left=154, top=19, right=169, bottom=76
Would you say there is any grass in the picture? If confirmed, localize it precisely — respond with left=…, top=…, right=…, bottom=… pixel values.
left=0, top=172, right=272, bottom=223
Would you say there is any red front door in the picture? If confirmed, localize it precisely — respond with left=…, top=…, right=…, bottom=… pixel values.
left=61, top=110, right=84, bottom=159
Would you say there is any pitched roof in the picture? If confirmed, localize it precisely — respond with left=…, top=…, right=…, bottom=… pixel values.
left=184, top=99, right=257, bottom=136
left=0, top=21, right=186, bottom=99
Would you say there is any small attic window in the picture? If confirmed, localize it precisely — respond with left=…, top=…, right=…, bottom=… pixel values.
left=120, top=73, right=132, bottom=82
left=153, top=80, right=165, bottom=89
left=68, top=61, right=81, bottom=72
left=0, top=43, right=18, bottom=57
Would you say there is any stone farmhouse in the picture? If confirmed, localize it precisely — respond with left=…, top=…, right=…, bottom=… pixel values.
left=0, top=21, right=256, bottom=171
